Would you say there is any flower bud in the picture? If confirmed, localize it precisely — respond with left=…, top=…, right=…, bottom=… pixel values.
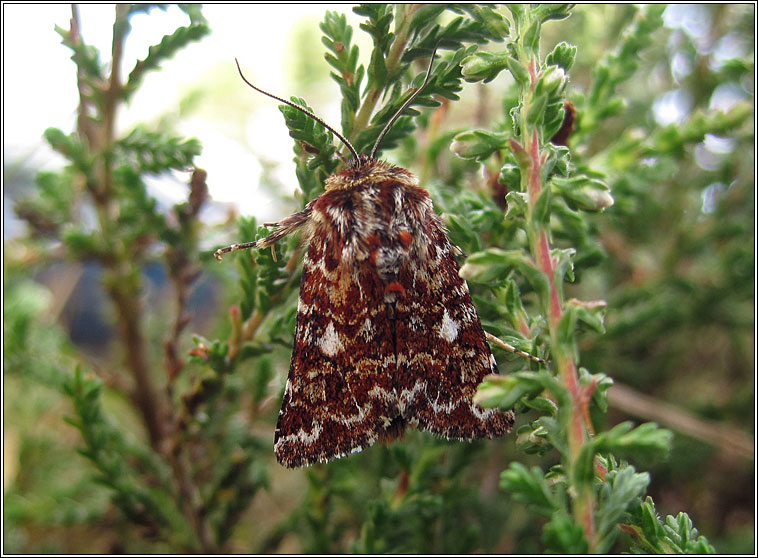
left=537, top=65, right=566, bottom=96
left=461, top=51, right=509, bottom=83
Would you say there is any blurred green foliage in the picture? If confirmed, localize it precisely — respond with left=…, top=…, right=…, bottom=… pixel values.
left=3, top=4, right=753, bottom=554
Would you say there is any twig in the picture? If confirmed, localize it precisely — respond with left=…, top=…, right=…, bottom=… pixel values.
left=86, top=4, right=165, bottom=450
left=608, top=382, right=754, bottom=460
left=108, top=282, right=165, bottom=448
left=44, top=264, right=84, bottom=324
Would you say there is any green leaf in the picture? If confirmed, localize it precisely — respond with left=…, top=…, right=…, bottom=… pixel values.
left=564, top=298, right=607, bottom=334
left=54, top=24, right=104, bottom=83
left=573, top=440, right=597, bottom=487
left=43, top=128, right=92, bottom=174
left=582, top=5, right=665, bottom=136
left=464, top=5, right=509, bottom=40
left=541, top=143, right=571, bottom=177
left=545, top=41, right=577, bottom=71
left=551, top=175, right=614, bottom=211
left=637, top=496, right=666, bottom=548
left=357, top=5, right=393, bottom=52
left=595, top=464, right=651, bottom=553
left=522, top=396, right=558, bottom=415
left=534, top=370, right=572, bottom=438
left=474, top=371, right=543, bottom=409
left=578, top=368, right=613, bottom=413
left=593, top=422, right=673, bottom=460
left=506, top=55, right=531, bottom=88
left=499, top=463, right=558, bottom=517
left=506, top=4, right=527, bottom=22
left=542, top=510, right=588, bottom=553
left=124, top=23, right=210, bottom=100
left=367, top=46, right=388, bottom=91
left=177, top=4, right=207, bottom=25
left=407, top=4, right=447, bottom=34
left=461, top=50, right=510, bottom=83
left=279, top=97, right=339, bottom=174
left=557, top=244, right=578, bottom=280
left=500, top=159, right=522, bottom=186
left=355, top=46, right=478, bottom=156
left=532, top=183, right=552, bottom=226
left=522, top=19, right=542, bottom=55
left=543, top=101, right=568, bottom=140
left=533, top=4, right=574, bottom=23
left=450, top=129, right=510, bottom=160
left=508, top=137, right=530, bottom=169
left=628, top=496, right=715, bottom=554
left=662, top=513, right=716, bottom=554
left=62, top=227, right=104, bottom=259
left=115, top=127, right=201, bottom=173
left=459, top=248, right=550, bottom=303
left=321, top=11, right=364, bottom=137
left=515, top=422, right=552, bottom=454
left=504, top=191, right=529, bottom=221
left=526, top=90, right=548, bottom=126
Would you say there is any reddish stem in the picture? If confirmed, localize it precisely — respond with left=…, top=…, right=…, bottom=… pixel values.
left=523, top=66, right=595, bottom=545
left=529, top=129, right=541, bottom=202
left=528, top=57, right=537, bottom=92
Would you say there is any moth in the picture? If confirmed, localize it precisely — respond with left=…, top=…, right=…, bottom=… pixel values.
left=216, top=51, right=531, bottom=468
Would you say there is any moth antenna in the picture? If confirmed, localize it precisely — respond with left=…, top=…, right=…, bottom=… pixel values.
left=370, top=44, right=439, bottom=160
left=235, top=58, right=359, bottom=162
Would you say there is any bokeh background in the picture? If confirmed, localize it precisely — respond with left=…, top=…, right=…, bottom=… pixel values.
left=3, top=4, right=754, bottom=553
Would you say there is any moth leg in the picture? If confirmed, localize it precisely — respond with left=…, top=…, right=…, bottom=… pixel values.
left=485, top=332, right=546, bottom=365
left=214, top=207, right=312, bottom=261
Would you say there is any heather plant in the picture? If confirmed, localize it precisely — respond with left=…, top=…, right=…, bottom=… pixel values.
left=6, top=5, right=267, bottom=553
left=4, top=4, right=752, bottom=553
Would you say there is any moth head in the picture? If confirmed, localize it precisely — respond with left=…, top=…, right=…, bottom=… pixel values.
left=234, top=43, right=438, bottom=180
left=324, top=155, right=418, bottom=192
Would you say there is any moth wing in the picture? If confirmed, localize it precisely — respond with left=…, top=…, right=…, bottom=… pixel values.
left=395, top=217, right=514, bottom=439
left=274, top=233, right=399, bottom=468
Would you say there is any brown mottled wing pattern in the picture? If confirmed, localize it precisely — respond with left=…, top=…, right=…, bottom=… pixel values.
left=274, top=192, right=399, bottom=468
left=392, top=184, right=514, bottom=439
left=273, top=160, right=511, bottom=468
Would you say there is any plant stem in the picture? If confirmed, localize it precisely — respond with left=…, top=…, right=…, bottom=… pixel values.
left=520, top=50, right=596, bottom=548
left=609, top=382, right=754, bottom=460
left=73, top=6, right=210, bottom=546
left=108, top=279, right=165, bottom=448
left=72, top=4, right=165, bottom=450
left=171, top=446, right=214, bottom=552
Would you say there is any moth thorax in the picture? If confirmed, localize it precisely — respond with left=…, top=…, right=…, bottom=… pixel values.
left=324, top=158, right=418, bottom=192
